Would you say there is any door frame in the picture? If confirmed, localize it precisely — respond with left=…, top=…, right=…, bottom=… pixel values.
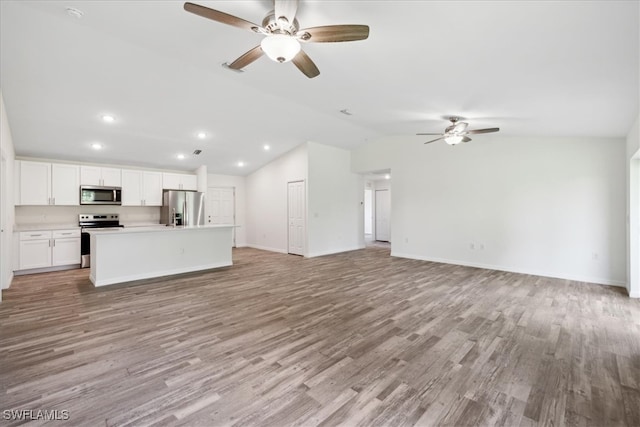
left=287, top=180, right=306, bottom=256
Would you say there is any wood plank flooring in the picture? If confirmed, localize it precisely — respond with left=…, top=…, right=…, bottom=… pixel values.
left=1, top=246, right=639, bottom=426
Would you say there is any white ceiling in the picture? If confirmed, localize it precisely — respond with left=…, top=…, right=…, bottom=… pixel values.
left=1, top=1, right=638, bottom=175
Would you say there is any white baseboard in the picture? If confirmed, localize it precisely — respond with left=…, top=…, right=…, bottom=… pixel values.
left=14, top=264, right=81, bottom=276
left=390, top=252, right=626, bottom=288
left=629, top=290, right=640, bottom=298
left=307, top=245, right=366, bottom=258
left=245, top=244, right=288, bottom=254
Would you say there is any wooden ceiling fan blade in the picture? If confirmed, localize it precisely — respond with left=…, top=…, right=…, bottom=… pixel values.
left=274, top=0, right=298, bottom=24
left=462, top=136, right=472, bottom=143
left=228, top=46, right=264, bottom=70
left=298, top=25, right=370, bottom=43
left=467, top=127, right=500, bottom=134
left=184, top=2, right=262, bottom=32
left=292, top=50, right=320, bottom=78
left=424, top=137, right=444, bottom=145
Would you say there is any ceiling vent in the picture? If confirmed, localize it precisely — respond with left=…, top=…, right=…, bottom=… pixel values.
left=193, top=149, right=202, bottom=155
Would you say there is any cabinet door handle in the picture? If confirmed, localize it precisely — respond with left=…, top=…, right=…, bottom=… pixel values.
left=49, top=239, right=52, bottom=247
left=61, top=232, right=72, bottom=235
left=31, top=234, right=43, bottom=237
left=53, top=239, right=56, bottom=247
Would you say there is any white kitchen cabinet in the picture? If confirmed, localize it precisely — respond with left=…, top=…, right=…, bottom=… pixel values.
left=144, top=171, right=163, bottom=205
left=162, top=173, right=198, bottom=191
left=51, top=163, right=80, bottom=205
left=121, top=169, right=163, bottom=206
left=18, top=161, right=51, bottom=205
left=19, top=231, right=53, bottom=270
left=52, top=238, right=81, bottom=266
left=18, top=229, right=80, bottom=270
left=81, top=166, right=121, bottom=187
left=17, top=161, right=79, bottom=206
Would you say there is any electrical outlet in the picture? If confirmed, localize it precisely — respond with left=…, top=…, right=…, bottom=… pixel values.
left=470, top=243, right=475, bottom=250
left=405, top=237, right=409, bottom=243
left=480, top=244, right=485, bottom=250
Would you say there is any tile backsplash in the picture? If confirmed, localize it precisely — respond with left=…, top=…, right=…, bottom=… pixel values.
left=16, top=205, right=161, bottom=226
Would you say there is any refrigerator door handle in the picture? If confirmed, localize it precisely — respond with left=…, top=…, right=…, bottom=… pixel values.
left=183, top=200, right=188, bottom=226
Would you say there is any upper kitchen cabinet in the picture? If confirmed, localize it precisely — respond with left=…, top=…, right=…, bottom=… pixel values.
left=17, top=161, right=50, bottom=205
left=121, top=170, right=163, bottom=206
left=80, top=166, right=121, bottom=187
left=51, top=163, right=80, bottom=205
left=16, top=161, right=79, bottom=206
left=162, top=173, right=198, bottom=191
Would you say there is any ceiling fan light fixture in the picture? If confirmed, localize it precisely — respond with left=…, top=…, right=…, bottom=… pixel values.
left=260, top=34, right=300, bottom=63
left=444, top=135, right=464, bottom=145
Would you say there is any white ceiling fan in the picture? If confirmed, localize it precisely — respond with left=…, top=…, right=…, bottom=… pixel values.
left=418, top=117, right=500, bottom=145
left=184, top=0, right=370, bottom=78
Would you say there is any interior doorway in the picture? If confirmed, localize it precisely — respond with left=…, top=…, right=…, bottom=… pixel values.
left=207, top=187, right=236, bottom=247
left=364, top=188, right=373, bottom=236
left=287, top=180, right=306, bottom=256
left=375, top=189, right=391, bottom=242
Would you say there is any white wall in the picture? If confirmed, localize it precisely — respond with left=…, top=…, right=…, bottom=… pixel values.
left=353, top=135, right=626, bottom=286
left=627, top=113, right=640, bottom=297
left=307, top=142, right=364, bottom=257
left=207, top=173, right=247, bottom=247
left=246, top=144, right=308, bottom=254
left=0, top=91, right=16, bottom=297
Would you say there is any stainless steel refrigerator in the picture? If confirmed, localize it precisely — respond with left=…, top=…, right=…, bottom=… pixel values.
left=160, top=190, right=205, bottom=226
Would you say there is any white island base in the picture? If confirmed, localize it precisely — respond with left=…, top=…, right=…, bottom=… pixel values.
left=89, top=225, right=234, bottom=287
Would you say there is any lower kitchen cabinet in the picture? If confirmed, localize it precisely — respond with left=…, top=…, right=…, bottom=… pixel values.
left=18, top=229, right=81, bottom=270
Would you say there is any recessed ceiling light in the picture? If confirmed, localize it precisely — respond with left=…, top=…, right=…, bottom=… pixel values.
left=177, top=154, right=186, bottom=160
left=101, top=114, right=115, bottom=123
left=237, top=161, right=245, bottom=167
left=66, top=7, right=84, bottom=18
left=263, top=144, right=270, bottom=151
left=197, top=132, right=207, bottom=139
left=384, top=174, right=391, bottom=180
left=91, top=143, right=103, bottom=150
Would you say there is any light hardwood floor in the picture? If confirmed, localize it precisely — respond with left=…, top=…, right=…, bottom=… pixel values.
left=1, top=246, right=639, bottom=426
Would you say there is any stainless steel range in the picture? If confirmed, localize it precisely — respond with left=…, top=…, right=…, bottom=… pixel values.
left=79, top=214, right=123, bottom=268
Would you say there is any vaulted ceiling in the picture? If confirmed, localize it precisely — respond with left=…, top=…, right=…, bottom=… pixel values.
left=1, top=1, right=638, bottom=175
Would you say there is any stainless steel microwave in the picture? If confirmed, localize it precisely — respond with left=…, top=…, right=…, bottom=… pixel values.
left=80, top=186, right=122, bottom=205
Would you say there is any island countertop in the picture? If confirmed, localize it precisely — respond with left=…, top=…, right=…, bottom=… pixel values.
left=85, top=224, right=236, bottom=235
left=89, top=224, right=234, bottom=286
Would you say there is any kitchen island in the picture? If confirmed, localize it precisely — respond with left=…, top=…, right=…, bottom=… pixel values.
left=88, top=225, right=234, bottom=286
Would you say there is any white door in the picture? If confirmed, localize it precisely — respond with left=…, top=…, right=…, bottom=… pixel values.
left=375, top=189, right=391, bottom=242
left=51, top=163, right=80, bottom=205
left=207, top=187, right=235, bottom=246
left=364, top=189, right=373, bottom=235
left=287, top=181, right=305, bottom=256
